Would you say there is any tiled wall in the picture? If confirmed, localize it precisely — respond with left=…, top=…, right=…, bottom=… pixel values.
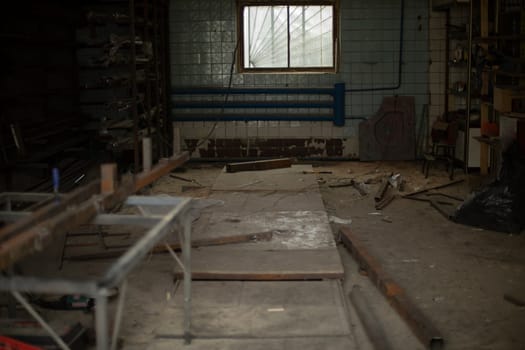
left=169, top=0, right=429, bottom=158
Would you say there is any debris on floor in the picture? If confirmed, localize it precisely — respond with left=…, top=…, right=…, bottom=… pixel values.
left=225, top=158, right=293, bottom=173
left=329, top=215, right=353, bottom=225
left=453, top=142, right=525, bottom=233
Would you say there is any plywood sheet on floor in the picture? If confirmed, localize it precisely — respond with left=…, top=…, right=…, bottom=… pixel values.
left=143, top=337, right=356, bottom=350
left=206, top=190, right=326, bottom=213
left=191, top=210, right=335, bottom=250
left=212, top=165, right=318, bottom=191
left=173, top=247, right=344, bottom=280
left=121, top=280, right=353, bottom=348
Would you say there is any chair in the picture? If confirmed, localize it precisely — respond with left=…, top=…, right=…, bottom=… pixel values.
left=422, top=120, right=458, bottom=180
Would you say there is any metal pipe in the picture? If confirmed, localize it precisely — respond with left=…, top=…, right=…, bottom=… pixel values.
left=182, top=215, right=192, bottom=344
left=110, top=280, right=128, bottom=350
left=96, top=293, right=109, bottom=350
left=345, top=0, right=404, bottom=92
left=349, top=285, right=393, bottom=350
left=130, top=0, right=139, bottom=172
left=12, top=291, right=71, bottom=350
left=100, top=198, right=192, bottom=288
left=172, top=87, right=335, bottom=95
left=165, top=242, right=185, bottom=272
left=142, top=137, right=152, bottom=172
left=0, top=277, right=97, bottom=295
left=465, top=0, right=473, bottom=173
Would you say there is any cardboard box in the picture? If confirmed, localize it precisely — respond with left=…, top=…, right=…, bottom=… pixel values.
left=493, top=86, right=525, bottom=113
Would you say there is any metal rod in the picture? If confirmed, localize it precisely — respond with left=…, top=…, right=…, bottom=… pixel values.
left=182, top=215, right=192, bottom=344
left=11, top=291, right=71, bottom=350
left=0, top=211, right=32, bottom=222
left=101, top=198, right=192, bottom=288
left=110, top=280, right=128, bottom=350
left=130, top=0, right=139, bottom=172
left=96, top=293, right=109, bottom=350
left=465, top=0, right=473, bottom=173
left=126, top=195, right=184, bottom=207
left=165, top=241, right=185, bottom=272
left=0, top=276, right=97, bottom=295
left=93, top=214, right=162, bottom=228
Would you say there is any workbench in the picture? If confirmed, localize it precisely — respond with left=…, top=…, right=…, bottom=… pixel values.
left=0, top=194, right=194, bottom=350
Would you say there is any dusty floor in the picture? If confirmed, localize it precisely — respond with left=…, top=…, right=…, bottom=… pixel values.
left=316, top=161, right=525, bottom=350
left=162, top=160, right=525, bottom=350
left=3, top=160, right=524, bottom=349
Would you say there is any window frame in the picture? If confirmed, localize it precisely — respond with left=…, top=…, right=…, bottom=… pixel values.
left=236, top=0, right=340, bottom=73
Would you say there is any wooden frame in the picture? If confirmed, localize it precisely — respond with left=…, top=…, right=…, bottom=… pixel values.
left=236, top=0, right=340, bottom=73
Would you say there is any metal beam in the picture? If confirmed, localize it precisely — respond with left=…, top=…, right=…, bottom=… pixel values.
left=0, top=211, right=32, bottom=222
left=125, top=195, right=184, bottom=207
left=100, top=197, right=192, bottom=288
left=92, top=214, right=162, bottom=227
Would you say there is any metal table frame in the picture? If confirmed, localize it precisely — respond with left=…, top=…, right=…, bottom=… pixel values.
left=0, top=195, right=193, bottom=350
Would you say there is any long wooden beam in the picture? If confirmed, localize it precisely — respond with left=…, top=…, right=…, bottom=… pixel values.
left=134, top=152, right=189, bottom=191
left=0, top=179, right=133, bottom=270
left=225, top=158, right=293, bottom=173
left=0, top=152, right=189, bottom=270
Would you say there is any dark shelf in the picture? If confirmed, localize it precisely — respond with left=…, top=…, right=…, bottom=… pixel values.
left=473, top=35, right=525, bottom=42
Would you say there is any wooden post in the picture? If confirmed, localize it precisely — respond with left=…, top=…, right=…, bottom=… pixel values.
left=480, top=0, right=489, bottom=175
left=173, top=124, right=181, bottom=155
left=101, top=164, right=117, bottom=195
left=142, top=137, right=152, bottom=172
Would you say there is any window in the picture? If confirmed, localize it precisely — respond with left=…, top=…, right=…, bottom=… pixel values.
left=237, top=1, right=338, bottom=72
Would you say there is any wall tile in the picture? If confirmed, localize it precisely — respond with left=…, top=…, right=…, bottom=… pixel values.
left=170, top=0, right=431, bottom=157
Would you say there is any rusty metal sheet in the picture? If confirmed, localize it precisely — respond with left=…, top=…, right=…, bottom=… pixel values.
left=359, top=96, right=416, bottom=161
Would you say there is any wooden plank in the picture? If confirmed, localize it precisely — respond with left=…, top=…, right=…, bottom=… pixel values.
left=101, top=163, right=117, bottom=194
left=191, top=211, right=336, bottom=251
left=173, top=248, right=344, bottom=280
left=156, top=281, right=351, bottom=339
left=213, top=164, right=318, bottom=191
left=225, top=158, right=293, bottom=173
left=134, top=151, right=189, bottom=191
left=64, top=231, right=274, bottom=261
left=340, top=227, right=443, bottom=349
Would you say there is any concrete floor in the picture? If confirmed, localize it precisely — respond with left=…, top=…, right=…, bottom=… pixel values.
left=153, top=160, right=525, bottom=350
left=6, top=160, right=524, bottom=349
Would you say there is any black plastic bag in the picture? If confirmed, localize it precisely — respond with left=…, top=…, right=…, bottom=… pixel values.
left=453, top=142, right=525, bottom=233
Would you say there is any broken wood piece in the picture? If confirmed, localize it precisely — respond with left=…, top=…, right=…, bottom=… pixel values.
left=426, top=192, right=464, bottom=202
left=302, top=170, right=333, bottom=174
left=65, top=231, right=273, bottom=261
left=374, top=179, right=391, bottom=202
left=225, top=158, right=293, bottom=173
left=328, top=179, right=354, bottom=188
left=402, top=179, right=464, bottom=198
left=429, top=199, right=456, bottom=220
left=340, top=227, right=444, bottom=349
left=169, top=174, right=203, bottom=187
left=375, top=193, right=395, bottom=210
left=352, top=182, right=368, bottom=196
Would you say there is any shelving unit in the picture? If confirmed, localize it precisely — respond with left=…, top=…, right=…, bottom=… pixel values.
left=466, top=0, right=525, bottom=176
left=435, top=0, right=524, bottom=173
left=76, top=0, right=170, bottom=172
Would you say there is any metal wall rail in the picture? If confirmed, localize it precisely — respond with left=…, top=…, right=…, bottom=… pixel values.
left=171, top=83, right=346, bottom=126
left=0, top=195, right=194, bottom=350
